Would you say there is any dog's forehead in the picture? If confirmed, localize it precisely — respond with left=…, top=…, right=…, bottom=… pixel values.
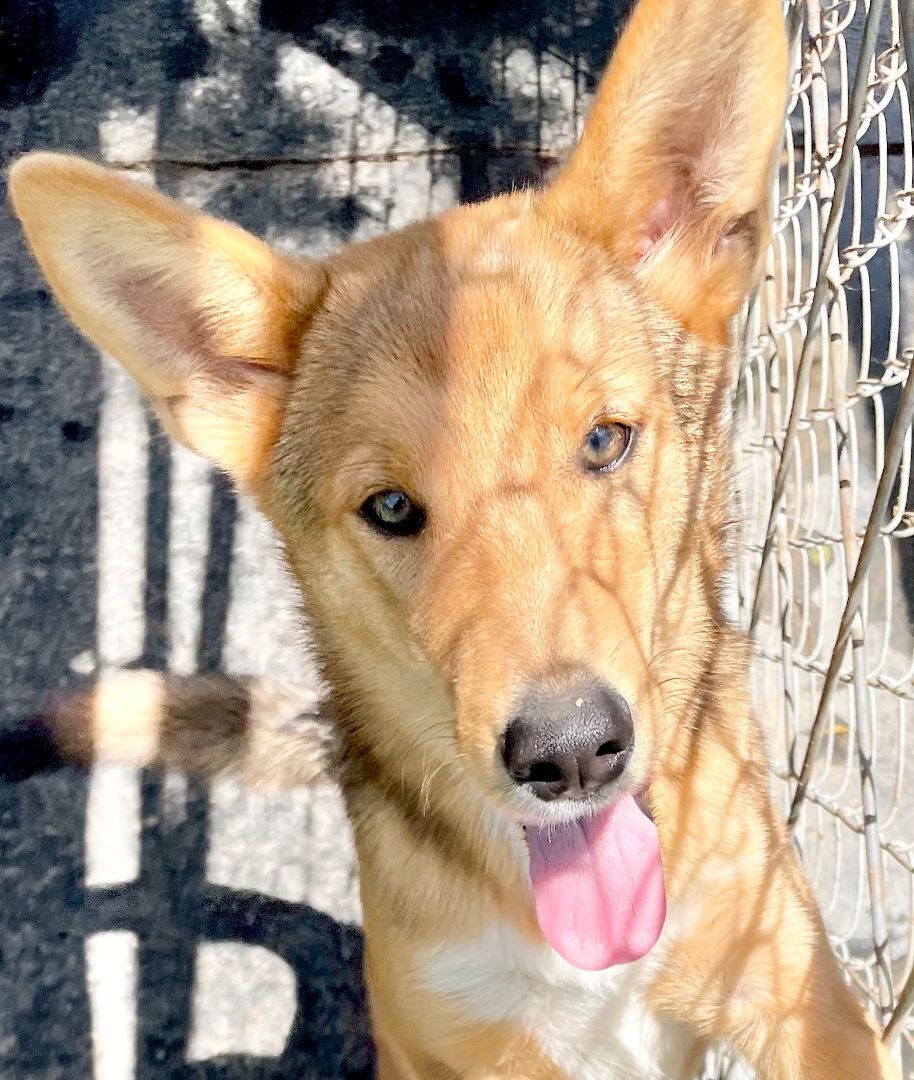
left=311, top=205, right=652, bottom=400
left=280, top=203, right=661, bottom=509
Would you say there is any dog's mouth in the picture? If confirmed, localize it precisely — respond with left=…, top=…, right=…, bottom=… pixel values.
left=522, top=790, right=666, bottom=970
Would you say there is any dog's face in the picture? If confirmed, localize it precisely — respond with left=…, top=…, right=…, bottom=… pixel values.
left=273, top=203, right=710, bottom=824
left=10, top=0, right=786, bottom=894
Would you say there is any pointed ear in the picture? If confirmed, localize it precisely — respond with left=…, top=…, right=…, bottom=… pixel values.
left=9, top=153, right=328, bottom=489
left=542, top=0, right=787, bottom=341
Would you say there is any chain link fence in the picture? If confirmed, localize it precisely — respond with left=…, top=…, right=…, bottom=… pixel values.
left=733, top=0, right=914, bottom=1072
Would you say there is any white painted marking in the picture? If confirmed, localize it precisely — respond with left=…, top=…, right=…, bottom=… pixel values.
left=192, top=0, right=257, bottom=39
left=167, top=442, right=211, bottom=675
left=86, top=931, right=138, bottom=1080
left=96, top=112, right=157, bottom=669
left=500, top=47, right=581, bottom=150
left=95, top=353, right=148, bottom=670
left=186, top=943, right=297, bottom=1060
left=222, top=497, right=312, bottom=681
left=98, top=108, right=159, bottom=164
left=275, top=43, right=430, bottom=158
left=70, top=650, right=97, bottom=676
left=160, top=769, right=190, bottom=828
left=85, top=763, right=142, bottom=888
left=205, top=777, right=361, bottom=922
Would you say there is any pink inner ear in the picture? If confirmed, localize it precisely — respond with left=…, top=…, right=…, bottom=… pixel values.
left=116, top=272, right=215, bottom=370
left=634, top=190, right=686, bottom=263
left=634, top=197, right=672, bottom=260
left=632, top=155, right=705, bottom=264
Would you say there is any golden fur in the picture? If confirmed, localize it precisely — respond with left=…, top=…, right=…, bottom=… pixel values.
left=9, top=0, right=899, bottom=1075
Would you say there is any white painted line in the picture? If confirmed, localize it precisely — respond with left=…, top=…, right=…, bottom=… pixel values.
left=88, top=347, right=147, bottom=890
left=167, top=442, right=211, bottom=676
left=86, top=931, right=138, bottom=1080
left=96, top=353, right=148, bottom=670
left=84, top=763, right=142, bottom=888
left=186, top=942, right=296, bottom=1061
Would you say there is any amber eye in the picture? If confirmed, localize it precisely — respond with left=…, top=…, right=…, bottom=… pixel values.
left=360, top=490, right=427, bottom=537
left=580, top=422, right=635, bottom=473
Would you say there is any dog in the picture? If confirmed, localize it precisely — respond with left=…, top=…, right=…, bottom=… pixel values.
left=8, top=0, right=901, bottom=1075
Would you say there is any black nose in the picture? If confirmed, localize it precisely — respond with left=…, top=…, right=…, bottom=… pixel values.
left=501, top=681, right=634, bottom=801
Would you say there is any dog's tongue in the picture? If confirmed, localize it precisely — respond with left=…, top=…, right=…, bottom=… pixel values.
left=525, top=793, right=666, bottom=970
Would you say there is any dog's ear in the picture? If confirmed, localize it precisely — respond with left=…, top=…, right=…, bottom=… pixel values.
left=9, top=153, right=327, bottom=489
left=542, top=0, right=787, bottom=342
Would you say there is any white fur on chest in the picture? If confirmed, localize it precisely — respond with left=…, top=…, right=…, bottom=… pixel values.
left=420, top=921, right=694, bottom=1079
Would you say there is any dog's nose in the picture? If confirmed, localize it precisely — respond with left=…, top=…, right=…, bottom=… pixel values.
left=501, top=681, right=634, bottom=801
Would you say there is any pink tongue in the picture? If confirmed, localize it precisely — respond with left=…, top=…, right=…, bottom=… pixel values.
left=525, top=794, right=666, bottom=970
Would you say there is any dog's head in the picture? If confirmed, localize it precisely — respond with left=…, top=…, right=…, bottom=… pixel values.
left=11, top=0, right=786, bottom=966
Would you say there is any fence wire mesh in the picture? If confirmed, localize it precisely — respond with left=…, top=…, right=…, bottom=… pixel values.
left=734, top=0, right=914, bottom=1071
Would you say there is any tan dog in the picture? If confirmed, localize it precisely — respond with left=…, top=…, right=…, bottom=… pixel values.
left=9, top=0, right=900, bottom=1075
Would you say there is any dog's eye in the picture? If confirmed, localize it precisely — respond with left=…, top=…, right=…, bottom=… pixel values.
left=581, top=422, right=635, bottom=473
left=360, top=490, right=427, bottom=537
